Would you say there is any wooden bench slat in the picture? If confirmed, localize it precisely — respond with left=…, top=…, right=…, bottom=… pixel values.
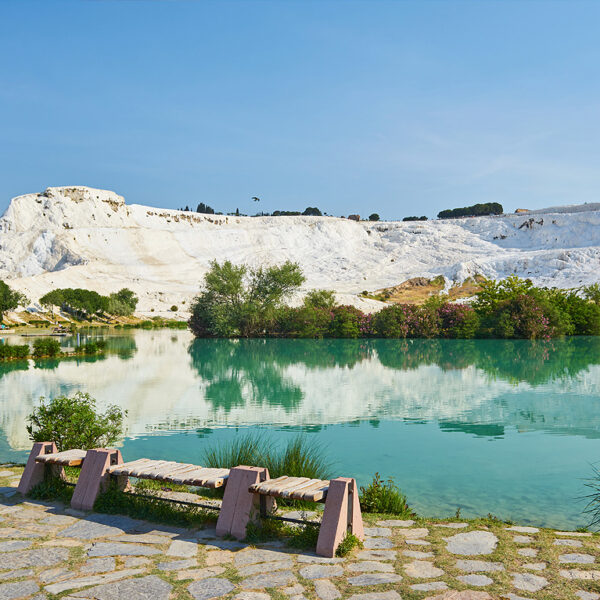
left=249, top=476, right=288, bottom=494
left=299, top=481, right=330, bottom=502
left=184, top=468, right=229, bottom=486
left=129, top=460, right=171, bottom=478
left=35, top=449, right=87, bottom=467
left=279, top=478, right=324, bottom=498
left=108, top=458, right=153, bottom=476
left=151, top=463, right=198, bottom=480
left=198, top=469, right=230, bottom=489
left=169, top=467, right=212, bottom=485
left=144, top=461, right=187, bottom=479
left=261, top=477, right=310, bottom=495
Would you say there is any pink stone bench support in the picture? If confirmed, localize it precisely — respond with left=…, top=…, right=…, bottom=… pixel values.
left=316, top=477, right=364, bottom=558
left=216, top=465, right=271, bottom=539
left=17, top=441, right=59, bottom=495
left=71, top=448, right=123, bottom=511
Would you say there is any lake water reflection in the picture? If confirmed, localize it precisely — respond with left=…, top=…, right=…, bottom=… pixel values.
left=1, top=330, right=599, bottom=528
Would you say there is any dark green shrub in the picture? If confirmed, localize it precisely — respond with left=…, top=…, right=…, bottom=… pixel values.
left=82, top=342, right=97, bottom=354
left=26, top=391, right=126, bottom=451
left=81, top=340, right=106, bottom=354
left=170, top=305, right=178, bottom=312
left=0, top=344, right=29, bottom=360
left=372, top=304, right=416, bottom=338
left=328, top=305, right=363, bottom=338
left=438, top=303, right=480, bottom=338
left=359, top=473, right=413, bottom=516
left=486, top=294, right=559, bottom=340
left=555, top=294, right=600, bottom=336
left=276, top=306, right=332, bottom=338
left=32, top=338, right=61, bottom=358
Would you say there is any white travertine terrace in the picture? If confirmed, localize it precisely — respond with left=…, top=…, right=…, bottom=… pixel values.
left=1, top=186, right=599, bottom=316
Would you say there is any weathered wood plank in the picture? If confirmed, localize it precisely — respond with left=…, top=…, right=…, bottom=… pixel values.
left=152, top=463, right=198, bottom=480
left=201, top=469, right=230, bottom=488
left=108, top=458, right=153, bottom=475
left=145, top=461, right=186, bottom=479
left=279, top=478, right=324, bottom=498
left=184, top=468, right=229, bottom=486
left=130, top=460, right=170, bottom=478
left=35, top=449, right=87, bottom=467
left=261, top=477, right=310, bottom=496
left=169, top=467, right=210, bottom=485
left=249, top=476, right=288, bottom=494
left=301, top=483, right=329, bottom=502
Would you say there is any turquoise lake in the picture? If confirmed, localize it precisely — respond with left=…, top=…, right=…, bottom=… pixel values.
left=1, top=329, right=599, bottom=529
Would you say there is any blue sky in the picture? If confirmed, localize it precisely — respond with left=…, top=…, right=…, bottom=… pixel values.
left=1, top=0, right=599, bottom=219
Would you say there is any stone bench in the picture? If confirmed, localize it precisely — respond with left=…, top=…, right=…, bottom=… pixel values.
left=218, top=467, right=364, bottom=557
left=17, top=442, right=88, bottom=496
left=18, top=445, right=363, bottom=557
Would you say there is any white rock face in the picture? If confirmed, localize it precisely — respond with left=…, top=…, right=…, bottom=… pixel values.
left=2, top=186, right=600, bottom=315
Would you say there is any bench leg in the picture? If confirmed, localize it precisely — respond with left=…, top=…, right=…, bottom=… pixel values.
left=316, top=477, right=364, bottom=558
left=17, top=442, right=57, bottom=495
left=216, top=465, right=271, bottom=539
left=71, top=449, right=123, bottom=511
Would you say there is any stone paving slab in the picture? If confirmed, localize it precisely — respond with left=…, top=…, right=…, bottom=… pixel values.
left=0, top=580, right=40, bottom=600
left=3, top=464, right=600, bottom=600
left=87, top=542, right=162, bottom=556
left=44, top=568, right=144, bottom=594
left=69, top=575, right=172, bottom=599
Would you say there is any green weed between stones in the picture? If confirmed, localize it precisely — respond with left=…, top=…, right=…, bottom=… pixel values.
left=29, top=476, right=74, bottom=503
left=359, top=472, right=414, bottom=516
left=245, top=517, right=320, bottom=550
left=93, top=481, right=217, bottom=528
left=335, top=532, right=363, bottom=557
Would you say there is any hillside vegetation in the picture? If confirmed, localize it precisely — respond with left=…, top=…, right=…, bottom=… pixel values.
left=189, top=262, right=600, bottom=340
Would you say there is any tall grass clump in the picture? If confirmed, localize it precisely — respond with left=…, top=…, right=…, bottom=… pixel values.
left=268, top=436, right=331, bottom=480
left=202, top=432, right=332, bottom=505
left=583, top=464, right=600, bottom=530
left=359, top=472, right=414, bottom=516
left=203, top=432, right=271, bottom=472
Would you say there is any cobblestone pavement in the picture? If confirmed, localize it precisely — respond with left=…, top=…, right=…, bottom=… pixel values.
left=1, top=468, right=599, bottom=600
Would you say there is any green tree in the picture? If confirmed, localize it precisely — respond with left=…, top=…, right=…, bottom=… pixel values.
left=0, top=280, right=27, bottom=323
left=108, top=288, right=138, bottom=316
left=302, top=207, right=322, bottom=216
left=368, top=213, right=380, bottom=221
left=582, top=283, right=600, bottom=305
left=303, top=289, right=336, bottom=310
left=189, top=260, right=305, bottom=337
left=438, top=202, right=503, bottom=219
left=40, top=289, right=64, bottom=317
left=196, top=202, right=215, bottom=214
left=472, top=275, right=535, bottom=315
left=26, top=392, right=127, bottom=451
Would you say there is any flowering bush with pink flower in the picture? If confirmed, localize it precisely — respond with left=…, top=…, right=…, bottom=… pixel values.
left=437, top=303, right=479, bottom=339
